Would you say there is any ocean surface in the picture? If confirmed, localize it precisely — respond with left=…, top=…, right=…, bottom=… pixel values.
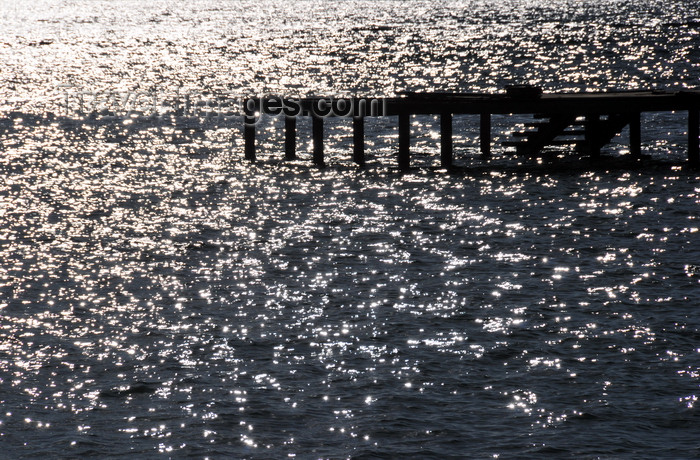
left=1, top=0, right=700, bottom=458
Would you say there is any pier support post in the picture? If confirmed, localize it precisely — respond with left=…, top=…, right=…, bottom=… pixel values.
left=441, top=113, right=453, bottom=168
left=353, top=116, right=365, bottom=166
left=690, top=107, right=699, bottom=168
left=285, top=116, right=296, bottom=160
left=629, top=112, right=641, bottom=159
left=244, top=116, right=256, bottom=161
left=313, top=115, right=325, bottom=166
left=399, top=113, right=410, bottom=171
left=480, top=112, right=491, bottom=158
left=586, top=114, right=601, bottom=158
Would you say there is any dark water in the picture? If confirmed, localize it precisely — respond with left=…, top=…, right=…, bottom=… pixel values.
left=1, top=0, right=700, bottom=458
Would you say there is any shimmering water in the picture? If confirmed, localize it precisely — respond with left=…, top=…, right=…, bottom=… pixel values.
left=1, top=0, right=700, bottom=458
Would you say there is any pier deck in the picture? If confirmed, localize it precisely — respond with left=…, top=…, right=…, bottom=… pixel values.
left=241, top=89, right=700, bottom=169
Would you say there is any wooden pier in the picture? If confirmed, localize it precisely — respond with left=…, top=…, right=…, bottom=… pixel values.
left=240, top=89, right=700, bottom=169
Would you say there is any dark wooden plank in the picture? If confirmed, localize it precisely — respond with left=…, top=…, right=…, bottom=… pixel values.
left=524, top=121, right=585, bottom=128
left=384, top=91, right=699, bottom=116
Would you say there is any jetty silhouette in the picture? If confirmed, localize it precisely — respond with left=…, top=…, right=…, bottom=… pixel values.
left=240, top=88, right=700, bottom=170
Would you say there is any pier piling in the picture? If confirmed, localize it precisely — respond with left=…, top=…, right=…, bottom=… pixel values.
left=313, top=115, right=324, bottom=166
left=353, top=116, right=365, bottom=166
left=399, top=113, right=410, bottom=171
left=285, top=116, right=296, bottom=160
left=690, top=108, right=699, bottom=167
left=480, top=112, right=491, bottom=158
left=630, top=112, right=641, bottom=158
left=441, top=113, right=453, bottom=168
left=585, top=114, right=601, bottom=157
left=244, top=116, right=255, bottom=161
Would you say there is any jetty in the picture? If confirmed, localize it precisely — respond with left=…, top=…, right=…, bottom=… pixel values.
left=240, top=89, right=700, bottom=169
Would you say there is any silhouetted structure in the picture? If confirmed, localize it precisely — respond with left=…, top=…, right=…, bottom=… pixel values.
left=241, top=90, right=700, bottom=169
